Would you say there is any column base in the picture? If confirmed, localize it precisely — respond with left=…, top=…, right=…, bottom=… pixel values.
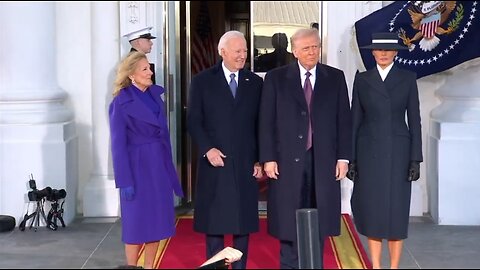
left=83, top=175, right=120, bottom=217
left=428, top=120, right=480, bottom=225
left=0, top=121, right=78, bottom=226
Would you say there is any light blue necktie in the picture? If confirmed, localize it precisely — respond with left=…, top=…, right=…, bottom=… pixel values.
left=229, top=73, right=237, bottom=98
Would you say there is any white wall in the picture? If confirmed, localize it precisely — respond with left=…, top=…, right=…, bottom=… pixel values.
left=56, top=3, right=93, bottom=215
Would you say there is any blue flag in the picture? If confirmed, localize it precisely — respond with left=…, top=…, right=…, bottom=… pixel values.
left=355, top=1, right=480, bottom=79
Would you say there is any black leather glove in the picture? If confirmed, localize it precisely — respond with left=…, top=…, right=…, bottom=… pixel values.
left=346, top=162, right=358, bottom=181
left=408, top=161, right=420, bottom=181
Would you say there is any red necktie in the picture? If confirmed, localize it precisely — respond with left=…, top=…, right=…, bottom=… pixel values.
left=304, top=71, right=313, bottom=150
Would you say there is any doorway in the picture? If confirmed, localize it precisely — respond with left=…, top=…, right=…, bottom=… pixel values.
left=177, top=1, right=252, bottom=208
left=173, top=1, right=321, bottom=211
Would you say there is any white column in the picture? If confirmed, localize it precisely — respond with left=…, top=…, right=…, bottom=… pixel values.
left=83, top=2, right=121, bottom=217
left=0, top=2, right=72, bottom=124
left=0, top=2, right=77, bottom=225
left=428, top=60, right=480, bottom=225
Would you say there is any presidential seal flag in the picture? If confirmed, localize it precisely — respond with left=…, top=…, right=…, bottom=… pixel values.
left=355, top=1, right=480, bottom=79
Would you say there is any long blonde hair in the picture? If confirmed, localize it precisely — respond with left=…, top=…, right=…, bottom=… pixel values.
left=113, top=51, right=148, bottom=97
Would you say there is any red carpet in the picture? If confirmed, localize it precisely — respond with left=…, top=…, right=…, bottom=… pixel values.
left=139, top=214, right=371, bottom=269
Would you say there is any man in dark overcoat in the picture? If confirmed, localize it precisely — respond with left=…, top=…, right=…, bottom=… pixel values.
left=187, top=30, right=263, bottom=269
left=259, top=28, right=352, bottom=269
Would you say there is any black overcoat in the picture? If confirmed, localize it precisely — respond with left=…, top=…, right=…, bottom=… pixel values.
left=350, top=66, right=422, bottom=239
left=187, top=62, right=263, bottom=234
left=259, top=62, right=352, bottom=241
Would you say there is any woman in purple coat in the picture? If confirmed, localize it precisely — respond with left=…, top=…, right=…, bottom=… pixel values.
left=109, top=51, right=183, bottom=268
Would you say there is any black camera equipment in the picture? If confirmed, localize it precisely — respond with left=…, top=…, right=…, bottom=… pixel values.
left=19, top=174, right=49, bottom=232
left=47, top=189, right=67, bottom=202
left=46, top=189, right=67, bottom=231
left=19, top=174, right=68, bottom=231
left=27, top=186, right=52, bottom=202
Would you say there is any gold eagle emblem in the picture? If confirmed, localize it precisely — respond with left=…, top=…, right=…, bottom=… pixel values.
left=399, top=1, right=461, bottom=52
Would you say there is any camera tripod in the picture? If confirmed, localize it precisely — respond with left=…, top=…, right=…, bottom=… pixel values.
left=46, top=200, right=66, bottom=231
left=19, top=198, right=48, bottom=232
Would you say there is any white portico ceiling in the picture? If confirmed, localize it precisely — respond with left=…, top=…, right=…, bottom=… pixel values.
left=252, top=1, right=320, bottom=39
left=252, top=1, right=320, bottom=25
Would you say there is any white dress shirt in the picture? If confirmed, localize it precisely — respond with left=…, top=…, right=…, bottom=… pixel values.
left=376, top=62, right=394, bottom=81
left=297, top=63, right=349, bottom=164
left=222, top=62, right=239, bottom=85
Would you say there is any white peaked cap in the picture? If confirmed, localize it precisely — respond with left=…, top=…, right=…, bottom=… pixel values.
left=123, top=26, right=156, bottom=42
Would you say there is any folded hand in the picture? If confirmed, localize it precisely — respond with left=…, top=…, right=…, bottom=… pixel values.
left=253, top=162, right=263, bottom=179
left=206, top=148, right=226, bottom=167
left=264, top=161, right=279, bottom=180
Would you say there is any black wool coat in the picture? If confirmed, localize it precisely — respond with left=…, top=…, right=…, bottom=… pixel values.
left=259, top=62, right=352, bottom=241
left=350, top=66, right=422, bottom=239
left=187, top=62, right=263, bottom=234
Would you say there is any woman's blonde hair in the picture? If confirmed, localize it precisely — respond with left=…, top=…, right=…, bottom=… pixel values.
left=113, top=51, right=148, bottom=97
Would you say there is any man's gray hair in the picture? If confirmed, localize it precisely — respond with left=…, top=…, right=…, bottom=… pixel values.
left=217, top=30, right=245, bottom=56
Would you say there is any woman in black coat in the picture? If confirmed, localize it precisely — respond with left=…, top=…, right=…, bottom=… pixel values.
left=347, top=32, right=422, bottom=269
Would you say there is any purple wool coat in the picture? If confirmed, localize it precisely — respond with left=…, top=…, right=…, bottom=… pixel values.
left=109, top=84, right=183, bottom=244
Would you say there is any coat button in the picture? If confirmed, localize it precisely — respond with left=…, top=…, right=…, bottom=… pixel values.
left=298, top=134, right=303, bottom=139
left=294, top=158, right=300, bottom=162
left=301, top=111, right=307, bottom=116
